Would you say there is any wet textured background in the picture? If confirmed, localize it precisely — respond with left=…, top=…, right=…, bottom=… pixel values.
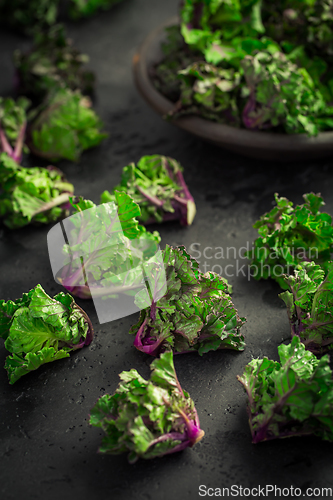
left=1, top=1, right=333, bottom=499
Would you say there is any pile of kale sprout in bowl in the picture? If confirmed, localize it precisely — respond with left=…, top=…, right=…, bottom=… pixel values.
left=135, top=0, right=333, bottom=160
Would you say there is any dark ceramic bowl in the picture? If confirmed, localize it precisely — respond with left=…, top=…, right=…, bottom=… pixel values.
left=133, top=17, right=333, bottom=162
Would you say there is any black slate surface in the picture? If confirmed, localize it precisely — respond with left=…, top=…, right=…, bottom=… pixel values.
left=1, top=1, right=333, bottom=499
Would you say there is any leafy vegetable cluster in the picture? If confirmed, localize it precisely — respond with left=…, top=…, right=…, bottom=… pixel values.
left=0, top=0, right=59, bottom=35
left=237, top=336, right=333, bottom=443
left=240, top=51, right=332, bottom=135
left=153, top=0, right=333, bottom=135
left=0, top=0, right=126, bottom=34
left=0, top=152, right=74, bottom=229
left=68, top=0, right=124, bottom=20
left=246, top=192, right=333, bottom=288
left=0, top=97, right=30, bottom=163
left=90, top=351, right=204, bottom=462
left=6, top=15, right=110, bottom=166
left=261, top=0, right=333, bottom=57
left=168, top=61, right=241, bottom=125
left=180, top=0, right=333, bottom=66
left=0, top=88, right=107, bottom=167
left=14, top=25, right=95, bottom=102
left=280, top=261, right=333, bottom=354
left=180, top=0, right=265, bottom=63
left=129, top=244, right=246, bottom=356
left=101, top=154, right=197, bottom=226
left=28, top=88, right=107, bottom=162
left=4, top=0, right=333, bottom=463
left=0, top=7, right=113, bottom=171
left=58, top=192, right=161, bottom=299
left=0, top=284, right=93, bottom=384
left=153, top=25, right=203, bottom=103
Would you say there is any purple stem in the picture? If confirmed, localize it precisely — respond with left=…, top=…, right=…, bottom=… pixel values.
left=243, top=92, right=277, bottom=130
left=58, top=282, right=92, bottom=300
left=242, top=92, right=257, bottom=129
left=31, top=193, right=72, bottom=217
left=173, top=194, right=189, bottom=206
left=0, top=124, right=14, bottom=158
left=162, top=440, right=192, bottom=455
left=296, top=332, right=333, bottom=355
left=174, top=169, right=194, bottom=203
left=248, top=380, right=299, bottom=443
left=13, top=122, right=26, bottom=164
left=137, top=185, right=164, bottom=208
left=178, top=408, right=204, bottom=445
left=60, top=278, right=143, bottom=300
left=147, top=431, right=186, bottom=448
left=252, top=424, right=313, bottom=444
left=133, top=317, right=148, bottom=345
left=134, top=320, right=166, bottom=356
left=136, top=157, right=196, bottom=226
left=69, top=303, right=94, bottom=347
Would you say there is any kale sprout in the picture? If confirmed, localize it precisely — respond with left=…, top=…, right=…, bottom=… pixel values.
left=130, top=244, right=246, bottom=356
left=90, top=351, right=204, bottom=462
left=246, top=192, right=333, bottom=288
left=0, top=284, right=93, bottom=384
left=238, top=337, right=333, bottom=443
left=14, top=25, right=95, bottom=102
left=101, top=155, right=196, bottom=226
left=280, top=261, right=333, bottom=354
left=0, top=152, right=74, bottom=229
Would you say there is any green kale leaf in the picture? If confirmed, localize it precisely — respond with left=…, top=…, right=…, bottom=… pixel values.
left=101, top=154, right=196, bottom=226
left=241, top=51, right=333, bottom=135
left=68, top=0, right=124, bottom=19
left=246, top=192, right=333, bottom=288
left=262, top=0, right=333, bottom=58
left=155, top=1, right=333, bottom=135
left=28, top=88, right=107, bottom=162
left=0, top=152, right=74, bottom=229
left=0, top=97, right=30, bottom=163
left=0, top=284, right=94, bottom=384
left=280, top=261, right=333, bottom=354
left=129, top=244, right=246, bottom=356
left=180, top=0, right=265, bottom=64
left=89, top=351, right=204, bottom=463
left=58, top=193, right=161, bottom=300
left=169, top=61, right=241, bottom=125
left=237, top=336, right=333, bottom=443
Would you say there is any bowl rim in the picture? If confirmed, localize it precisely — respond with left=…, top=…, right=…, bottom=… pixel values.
left=133, top=17, right=333, bottom=155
